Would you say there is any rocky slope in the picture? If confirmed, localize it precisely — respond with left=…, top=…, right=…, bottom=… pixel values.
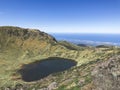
left=91, top=56, right=120, bottom=90
left=0, top=26, right=119, bottom=89
left=0, top=26, right=57, bottom=57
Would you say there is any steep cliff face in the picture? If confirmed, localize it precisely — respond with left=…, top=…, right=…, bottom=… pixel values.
left=0, top=26, right=59, bottom=86
left=0, top=26, right=56, bottom=51
left=0, top=26, right=57, bottom=60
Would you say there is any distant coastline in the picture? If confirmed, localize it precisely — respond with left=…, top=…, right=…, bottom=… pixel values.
left=51, top=33, right=120, bottom=46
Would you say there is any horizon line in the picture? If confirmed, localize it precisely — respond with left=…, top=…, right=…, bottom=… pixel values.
left=48, top=32, right=120, bottom=34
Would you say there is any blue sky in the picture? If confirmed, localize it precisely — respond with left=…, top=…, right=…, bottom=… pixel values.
left=0, top=0, right=120, bottom=33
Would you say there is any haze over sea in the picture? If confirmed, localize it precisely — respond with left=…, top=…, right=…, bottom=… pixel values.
left=51, top=33, right=120, bottom=46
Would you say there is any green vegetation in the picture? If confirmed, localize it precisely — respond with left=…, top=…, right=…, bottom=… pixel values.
left=0, top=26, right=119, bottom=89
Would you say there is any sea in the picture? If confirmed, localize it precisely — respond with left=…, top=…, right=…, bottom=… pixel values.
left=50, top=33, right=120, bottom=46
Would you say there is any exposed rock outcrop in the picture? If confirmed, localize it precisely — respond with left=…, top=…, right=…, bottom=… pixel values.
left=0, top=26, right=119, bottom=89
left=92, top=56, right=120, bottom=90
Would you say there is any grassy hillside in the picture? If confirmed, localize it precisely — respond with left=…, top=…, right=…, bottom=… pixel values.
left=0, top=26, right=119, bottom=89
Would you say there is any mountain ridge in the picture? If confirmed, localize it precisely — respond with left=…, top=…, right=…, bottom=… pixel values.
left=0, top=26, right=119, bottom=90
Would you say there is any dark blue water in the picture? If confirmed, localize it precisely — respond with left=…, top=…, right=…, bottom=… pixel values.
left=50, top=33, right=120, bottom=46
left=19, top=57, right=76, bottom=82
